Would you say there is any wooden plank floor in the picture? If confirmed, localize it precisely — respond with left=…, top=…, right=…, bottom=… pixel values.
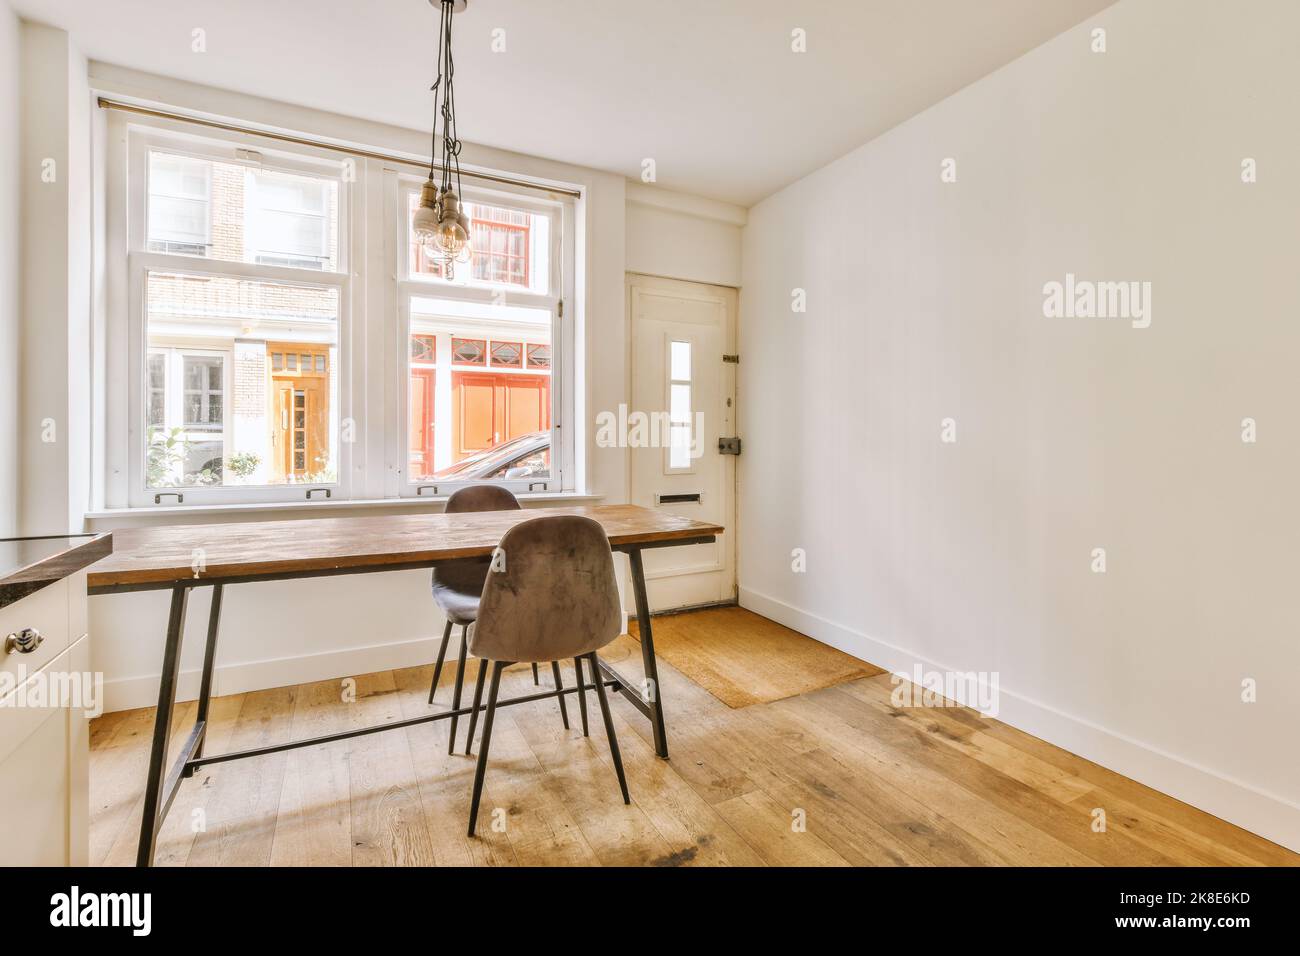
left=629, top=606, right=881, bottom=707
left=89, top=628, right=1299, bottom=867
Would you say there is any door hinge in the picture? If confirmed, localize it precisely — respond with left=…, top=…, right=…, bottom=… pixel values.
left=718, top=437, right=742, bottom=456
left=722, top=354, right=739, bottom=364
left=558, top=300, right=564, bottom=319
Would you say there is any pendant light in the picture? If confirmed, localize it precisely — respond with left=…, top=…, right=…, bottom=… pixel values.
left=414, top=0, right=473, bottom=270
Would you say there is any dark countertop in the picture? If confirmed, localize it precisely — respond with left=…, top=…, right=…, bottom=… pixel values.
left=0, top=534, right=113, bottom=610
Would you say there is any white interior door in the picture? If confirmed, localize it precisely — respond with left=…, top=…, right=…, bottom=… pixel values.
left=628, top=274, right=737, bottom=610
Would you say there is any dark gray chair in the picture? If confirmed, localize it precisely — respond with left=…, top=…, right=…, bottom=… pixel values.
left=428, top=485, right=567, bottom=753
left=465, top=514, right=629, bottom=837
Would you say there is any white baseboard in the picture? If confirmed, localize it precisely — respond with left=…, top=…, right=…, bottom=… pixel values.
left=101, top=634, right=439, bottom=714
left=739, top=585, right=1300, bottom=855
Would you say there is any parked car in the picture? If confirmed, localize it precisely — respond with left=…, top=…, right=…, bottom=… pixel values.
left=432, top=430, right=550, bottom=481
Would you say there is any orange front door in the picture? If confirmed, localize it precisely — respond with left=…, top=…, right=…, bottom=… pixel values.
left=450, top=372, right=550, bottom=462
left=268, top=343, right=330, bottom=482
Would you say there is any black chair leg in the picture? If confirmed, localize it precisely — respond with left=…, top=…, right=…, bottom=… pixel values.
left=588, top=652, right=629, bottom=804
left=465, top=657, right=488, bottom=755
left=551, top=660, right=570, bottom=730
left=468, top=660, right=507, bottom=837
left=573, top=656, right=589, bottom=736
left=532, top=662, right=539, bottom=685
left=447, top=625, right=468, bottom=754
left=428, top=619, right=453, bottom=704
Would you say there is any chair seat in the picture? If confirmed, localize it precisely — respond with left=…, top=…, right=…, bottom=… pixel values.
left=431, top=582, right=480, bottom=625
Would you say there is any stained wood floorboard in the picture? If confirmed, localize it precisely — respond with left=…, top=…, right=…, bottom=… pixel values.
left=89, top=617, right=1299, bottom=867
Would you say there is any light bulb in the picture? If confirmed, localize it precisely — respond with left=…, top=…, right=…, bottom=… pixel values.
left=412, top=181, right=440, bottom=243
left=434, top=216, right=469, bottom=256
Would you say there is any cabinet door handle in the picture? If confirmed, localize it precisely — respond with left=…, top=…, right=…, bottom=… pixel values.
left=5, top=627, right=43, bottom=655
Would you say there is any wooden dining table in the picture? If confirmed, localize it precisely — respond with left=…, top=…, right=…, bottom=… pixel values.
left=87, top=503, right=723, bottom=867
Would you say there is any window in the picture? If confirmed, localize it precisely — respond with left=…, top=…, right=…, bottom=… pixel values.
left=400, top=179, right=569, bottom=494
left=247, top=169, right=334, bottom=270
left=408, top=196, right=551, bottom=296
left=144, top=270, right=339, bottom=489
left=147, top=153, right=210, bottom=255
left=668, top=340, right=693, bottom=469
left=451, top=337, right=487, bottom=366
left=121, top=128, right=347, bottom=504
left=526, top=343, right=551, bottom=370
left=145, top=348, right=228, bottom=486
left=106, top=115, right=575, bottom=509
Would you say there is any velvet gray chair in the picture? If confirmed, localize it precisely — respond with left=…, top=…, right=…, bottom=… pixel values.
left=428, top=485, right=567, bottom=753
left=465, top=514, right=629, bottom=837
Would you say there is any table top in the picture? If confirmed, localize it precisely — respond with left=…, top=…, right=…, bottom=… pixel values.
left=86, top=504, right=722, bottom=592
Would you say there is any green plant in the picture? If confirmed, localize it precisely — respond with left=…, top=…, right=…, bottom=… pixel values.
left=146, top=427, right=223, bottom=487
left=146, top=427, right=186, bottom=488
left=227, top=451, right=261, bottom=478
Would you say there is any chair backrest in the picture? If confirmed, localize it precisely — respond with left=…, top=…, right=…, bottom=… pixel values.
left=468, top=515, right=622, bottom=663
left=431, top=485, right=522, bottom=594
left=444, top=484, right=522, bottom=515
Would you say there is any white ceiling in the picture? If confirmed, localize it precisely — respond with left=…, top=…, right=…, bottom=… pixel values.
left=14, top=0, right=1115, bottom=205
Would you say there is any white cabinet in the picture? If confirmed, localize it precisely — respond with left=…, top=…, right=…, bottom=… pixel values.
left=0, top=540, right=105, bottom=867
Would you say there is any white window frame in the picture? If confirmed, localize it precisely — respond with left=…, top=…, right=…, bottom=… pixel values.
left=390, top=173, right=576, bottom=498
left=108, top=114, right=354, bottom=507
left=102, top=108, right=582, bottom=511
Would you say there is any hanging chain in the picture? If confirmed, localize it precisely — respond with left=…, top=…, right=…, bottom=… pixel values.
left=429, top=0, right=463, bottom=198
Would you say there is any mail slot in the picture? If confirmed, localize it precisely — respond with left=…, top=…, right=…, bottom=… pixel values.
left=655, top=492, right=703, bottom=505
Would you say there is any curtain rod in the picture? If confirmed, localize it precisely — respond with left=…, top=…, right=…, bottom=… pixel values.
left=96, top=97, right=583, bottom=199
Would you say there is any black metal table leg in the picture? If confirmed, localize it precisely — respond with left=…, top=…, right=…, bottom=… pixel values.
left=189, top=583, right=223, bottom=769
left=627, top=548, right=669, bottom=759
left=136, top=584, right=189, bottom=867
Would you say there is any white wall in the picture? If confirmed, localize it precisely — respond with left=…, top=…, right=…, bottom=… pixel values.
left=625, top=181, right=744, bottom=288
left=0, top=1, right=18, bottom=537
left=17, top=21, right=90, bottom=536
left=739, top=0, right=1300, bottom=851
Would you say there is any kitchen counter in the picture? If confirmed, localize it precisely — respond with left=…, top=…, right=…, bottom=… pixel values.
left=0, top=534, right=113, bottom=609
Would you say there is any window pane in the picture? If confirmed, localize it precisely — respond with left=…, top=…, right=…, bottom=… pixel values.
left=147, top=153, right=210, bottom=254
left=408, top=194, right=548, bottom=295
left=146, top=271, right=338, bottom=488
left=407, top=297, right=552, bottom=483
left=249, top=170, right=335, bottom=270
left=147, top=353, right=166, bottom=427
left=669, top=425, right=692, bottom=469
left=146, top=150, right=339, bottom=270
left=670, top=341, right=692, bottom=382
left=670, top=384, right=692, bottom=425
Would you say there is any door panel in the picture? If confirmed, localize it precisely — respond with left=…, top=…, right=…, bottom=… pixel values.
left=409, top=367, right=435, bottom=475
left=455, top=374, right=498, bottom=457
left=451, top=372, right=552, bottom=463
left=629, top=274, right=737, bottom=610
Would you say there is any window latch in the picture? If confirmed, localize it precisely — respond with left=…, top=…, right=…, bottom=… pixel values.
left=153, top=492, right=184, bottom=505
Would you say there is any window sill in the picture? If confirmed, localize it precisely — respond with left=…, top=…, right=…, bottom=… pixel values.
left=85, top=491, right=603, bottom=522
